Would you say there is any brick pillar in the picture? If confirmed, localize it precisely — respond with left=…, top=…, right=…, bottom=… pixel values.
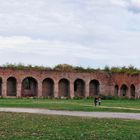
left=118, top=88, right=121, bottom=97
left=54, top=80, right=58, bottom=98
left=127, top=88, right=131, bottom=98
left=17, top=80, right=22, bottom=98
left=70, top=81, right=74, bottom=98
left=99, top=84, right=104, bottom=95
left=109, top=85, right=114, bottom=96
left=38, top=81, right=42, bottom=98
left=2, top=78, right=7, bottom=97
left=135, top=86, right=138, bottom=98
left=85, top=81, right=89, bottom=98
left=136, top=85, right=140, bottom=99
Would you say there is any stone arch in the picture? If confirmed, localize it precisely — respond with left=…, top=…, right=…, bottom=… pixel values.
left=58, top=78, right=70, bottom=97
left=114, top=85, right=119, bottom=96
left=89, top=80, right=100, bottom=97
left=130, top=84, right=135, bottom=98
left=74, top=79, right=85, bottom=97
left=120, top=84, right=128, bottom=97
left=42, top=78, right=54, bottom=98
left=7, top=77, right=17, bottom=96
left=22, top=77, right=38, bottom=97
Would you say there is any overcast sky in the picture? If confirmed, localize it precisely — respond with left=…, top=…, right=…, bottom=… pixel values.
left=0, top=0, right=140, bottom=68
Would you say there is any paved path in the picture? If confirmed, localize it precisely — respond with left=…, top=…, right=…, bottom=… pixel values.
left=0, top=107, right=140, bottom=120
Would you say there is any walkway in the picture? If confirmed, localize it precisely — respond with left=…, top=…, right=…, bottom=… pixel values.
left=0, top=107, right=140, bottom=120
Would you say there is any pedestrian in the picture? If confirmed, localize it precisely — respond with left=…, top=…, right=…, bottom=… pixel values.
left=98, top=97, right=101, bottom=105
left=94, top=97, right=98, bottom=107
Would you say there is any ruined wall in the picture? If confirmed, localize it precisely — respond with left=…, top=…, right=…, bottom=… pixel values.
left=0, top=68, right=139, bottom=98
left=111, top=73, right=140, bottom=98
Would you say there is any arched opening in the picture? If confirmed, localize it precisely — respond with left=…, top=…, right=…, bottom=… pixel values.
left=7, top=77, right=17, bottom=96
left=114, top=85, right=119, bottom=96
left=74, top=79, right=85, bottom=97
left=22, top=77, right=38, bottom=97
left=89, top=80, right=100, bottom=97
left=42, top=78, right=54, bottom=98
left=120, top=84, right=128, bottom=97
left=0, top=78, right=2, bottom=96
left=130, top=84, right=135, bottom=98
left=59, top=79, right=70, bottom=97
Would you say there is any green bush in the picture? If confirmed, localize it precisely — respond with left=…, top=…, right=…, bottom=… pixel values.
left=1, top=63, right=140, bottom=74
left=99, top=95, right=122, bottom=100
left=73, top=96, right=84, bottom=100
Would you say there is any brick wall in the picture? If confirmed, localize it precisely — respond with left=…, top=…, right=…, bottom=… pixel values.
left=0, top=68, right=139, bottom=98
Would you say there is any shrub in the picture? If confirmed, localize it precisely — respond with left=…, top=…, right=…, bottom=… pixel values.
left=1, top=63, right=140, bottom=74
left=54, top=64, right=74, bottom=71
left=73, top=96, right=84, bottom=100
left=99, top=94, right=121, bottom=100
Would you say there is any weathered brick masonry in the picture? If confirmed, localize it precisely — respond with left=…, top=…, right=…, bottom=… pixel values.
left=0, top=68, right=139, bottom=98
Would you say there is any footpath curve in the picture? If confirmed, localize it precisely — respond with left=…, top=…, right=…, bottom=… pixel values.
left=0, top=107, right=140, bottom=120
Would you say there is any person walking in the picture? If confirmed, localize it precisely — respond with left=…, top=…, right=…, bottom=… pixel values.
left=98, top=97, right=101, bottom=105
left=94, top=97, right=98, bottom=107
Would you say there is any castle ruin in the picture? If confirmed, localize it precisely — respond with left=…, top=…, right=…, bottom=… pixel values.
left=0, top=68, right=139, bottom=98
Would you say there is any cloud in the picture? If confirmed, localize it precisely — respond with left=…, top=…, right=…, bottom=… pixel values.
left=0, top=36, right=107, bottom=67
left=0, top=33, right=140, bottom=68
left=0, top=0, right=140, bottom=68
left=128, top=0, right=140, bottom=13
left=111, top=0, right=128, bottom=7
left=112, top=0, right=140, bottom=13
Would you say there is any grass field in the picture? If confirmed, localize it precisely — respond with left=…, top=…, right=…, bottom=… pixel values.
left=0, top=99, right=140, bottom=140
left=0, top=98, right=140, bottom=113
left=0, top=112, right=139, bottom=140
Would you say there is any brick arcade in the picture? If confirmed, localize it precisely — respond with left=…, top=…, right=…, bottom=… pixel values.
left=0, top=68, right=139, bottom=98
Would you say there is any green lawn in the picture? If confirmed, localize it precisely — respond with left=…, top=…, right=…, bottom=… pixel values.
left=0, top=98, right=140, bottom=113
left=0, top=112, right=139, bottom=140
